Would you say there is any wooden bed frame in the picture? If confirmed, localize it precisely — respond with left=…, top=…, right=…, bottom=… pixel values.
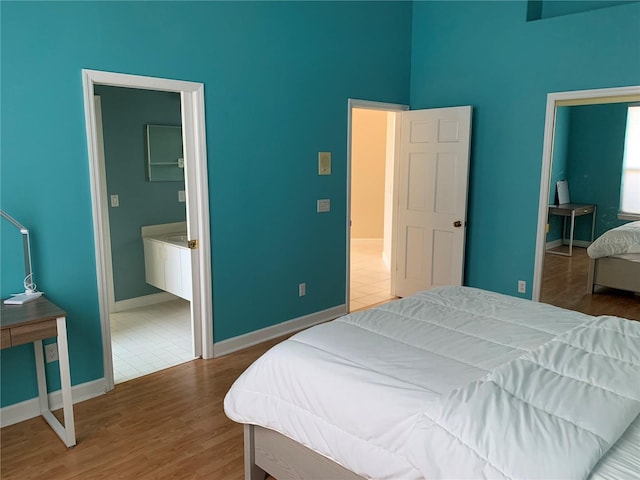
left=587, top=256, right=640, bottom=294
left=244, top=424, right=365, bottom=480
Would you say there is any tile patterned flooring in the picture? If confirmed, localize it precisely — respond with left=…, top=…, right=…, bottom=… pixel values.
left=350, top=238, right=395, bottom=311
left=110, top=299, right=193, bottom=384
left=110, top=240, right=391, bottom=383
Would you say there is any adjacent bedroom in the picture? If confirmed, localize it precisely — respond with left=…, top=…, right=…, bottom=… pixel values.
left=541, top=99, right=640, bottom=318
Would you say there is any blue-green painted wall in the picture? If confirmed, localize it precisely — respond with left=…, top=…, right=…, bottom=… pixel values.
left=547, top=103, right=630, bottom=244
left=566, top=103, right=629, bottom=240
left=410, top=0, right=639, bottom=297
left=547, top=106, right=571, bottom=241
left=0, top=1, right=412, bottom=407
left=540, top=0, right=637, bottom=19
left=95, top=86, right=186, bottom=302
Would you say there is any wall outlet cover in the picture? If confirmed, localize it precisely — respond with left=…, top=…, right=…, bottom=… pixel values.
left=45, top=343, right=59, bottom=363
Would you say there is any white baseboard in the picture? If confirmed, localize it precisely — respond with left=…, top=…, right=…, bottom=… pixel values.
left=1, top=305, right=347, bottom=425
left=0, top=378, right=107, bottom=428
left=213, top=304, right=347, bottom=357
left=546, top=239, right=591, bottom=250
left=114, top=292, right=178, bottom=312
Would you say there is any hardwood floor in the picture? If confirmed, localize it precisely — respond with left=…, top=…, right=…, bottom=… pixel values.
left=0, top=336, right=287, bottom=480
left=541, top=247, right=640, bottom=321
left=2, top=256, right=638, bottom=479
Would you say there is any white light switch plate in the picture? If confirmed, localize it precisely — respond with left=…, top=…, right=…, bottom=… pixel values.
left=317, top=199, right=330, bottom=212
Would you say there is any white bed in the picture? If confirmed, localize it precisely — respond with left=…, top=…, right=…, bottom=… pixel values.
left=224, top=286, right=640, bottom=479
left=587, top=221, right=640, bottom=294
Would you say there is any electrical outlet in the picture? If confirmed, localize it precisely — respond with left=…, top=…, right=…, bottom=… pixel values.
left=518, top=280, right=526, bottom=294
left=299, top=283, right=306, bottom=297
left=45, top=343, right=59, bottom=363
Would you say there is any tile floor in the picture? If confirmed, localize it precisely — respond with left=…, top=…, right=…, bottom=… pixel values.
left=350, top=238, right=396, bottom=311
left=110, top=243, right=391, bottom=384
left=110, top=298, right=194, bottom=384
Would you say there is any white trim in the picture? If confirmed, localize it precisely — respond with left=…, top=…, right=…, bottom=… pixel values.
left=82, top=69, right=214, bottom=394
left=0, top=378, right=107, bottom=428
left=93, top=96, right=118, bottom=313
left=113, top=292, right=179, bottom=312
left=533, top=84, right=640, bottom=301
left=213, top=305, right=347, bottom=357
left=618, top=212, right=640, bottom=221
left=545, top=239, right=592, bottom=250
left=346, top=99, right=409, bottom=312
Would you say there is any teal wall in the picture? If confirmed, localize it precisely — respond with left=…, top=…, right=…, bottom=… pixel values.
left=95, top=86, right=186, bottom=302
left=547, top=103, right=629, bottom=243
left=547, top=106, right=570, bottom=241
left=410, top=0, right=640, bottom=296
left=566, top=103, right=629, bottom=240
left=0, top=1, right=412, bottom=407
left=540, top=0, right=637, bottom=19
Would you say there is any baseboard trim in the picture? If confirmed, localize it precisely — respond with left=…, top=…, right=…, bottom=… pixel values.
left=0, top=378, right=107, bottom=428
left=546, top=239, right=591, bottom=250
left=213, top=304, right=347, bottom=357
left=114, top=292, right=178, bottom=312
left=1, top=305, right=348, bottom=425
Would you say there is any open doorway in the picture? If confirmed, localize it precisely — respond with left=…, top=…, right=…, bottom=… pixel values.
left=94, top=86, right=193, bottom=384
left=533, top=85, right=640, bottom=319
left=347, top=100, right=407, bottom=311
left=82, top=70, right=213, bottom=391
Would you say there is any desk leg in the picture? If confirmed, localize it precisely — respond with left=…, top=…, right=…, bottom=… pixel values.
left=590, top=206, right=597, bottom=243
left=57, top=316, right=76, bottom=447
left=34, top=339, right=48, bottom=412
left=32, top=318, right=76, bottom=447
left=568, top=211, right=576, bottom=257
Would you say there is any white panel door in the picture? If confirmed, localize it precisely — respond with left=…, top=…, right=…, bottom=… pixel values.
left=394, top=106, right=472, bottom=298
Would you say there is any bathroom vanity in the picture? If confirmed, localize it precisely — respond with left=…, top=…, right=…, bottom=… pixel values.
left=141, top=222, right=191, bottom=301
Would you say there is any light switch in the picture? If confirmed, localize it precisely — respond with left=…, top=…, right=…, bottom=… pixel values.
left=317, top=199, right=330, bottom=213
left=318, top=152, right=331, bottom=175
left=178, top=190, right=186, bottom=203
left=110, top=194, right=119, bottom=208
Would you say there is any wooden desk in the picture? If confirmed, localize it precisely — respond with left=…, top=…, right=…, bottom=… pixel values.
left=1, top=297, right=76, bottom=447
left=548, top=203, right=596, bottom=257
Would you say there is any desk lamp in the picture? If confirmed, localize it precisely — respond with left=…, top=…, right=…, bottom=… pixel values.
left=1, top=210, right=43, bottom=304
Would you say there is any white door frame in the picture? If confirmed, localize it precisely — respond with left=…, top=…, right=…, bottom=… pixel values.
left=82, top=69, right=214, bottom=391
left=532, top=84, right=640, bottom=302
left=346, top=99, right=408, bottom=311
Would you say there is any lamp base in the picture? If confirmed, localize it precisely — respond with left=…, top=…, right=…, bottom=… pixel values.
left=4, top=291, right=43, bottom=305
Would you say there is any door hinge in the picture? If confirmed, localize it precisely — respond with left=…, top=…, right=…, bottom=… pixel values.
left=188, top=239, right=198, bottom=249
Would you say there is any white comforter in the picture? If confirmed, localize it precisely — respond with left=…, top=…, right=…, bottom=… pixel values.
left=587, top=221, right=640, bottom=259
left=224, top=287, right=640, bottom=479
left=407, top=316, right=640, bottom=479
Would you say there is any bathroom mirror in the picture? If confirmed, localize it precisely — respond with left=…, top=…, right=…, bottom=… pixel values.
left=146, top=124, right=184, bottom=181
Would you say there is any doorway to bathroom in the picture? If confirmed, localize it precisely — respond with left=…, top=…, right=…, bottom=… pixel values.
left=96, top=86, right=192, bottom=384
left=82, top=70, right=213, bottom=391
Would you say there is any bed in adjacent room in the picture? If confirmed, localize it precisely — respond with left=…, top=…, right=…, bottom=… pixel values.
left=224, top=286, right=640, bottom=480
left=587, top=221, right=640, bottom=294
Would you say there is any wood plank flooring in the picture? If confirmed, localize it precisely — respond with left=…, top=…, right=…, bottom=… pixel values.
left=541, top=247, right=640, bottom=321
left=2, top=253, right=638, bottom=479
left=0, top=336, right=287, bottom=480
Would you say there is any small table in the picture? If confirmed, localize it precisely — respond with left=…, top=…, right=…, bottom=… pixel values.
left=548, top=203, right=596, bottom=257
left=1, top=297, right=76, bottom=447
